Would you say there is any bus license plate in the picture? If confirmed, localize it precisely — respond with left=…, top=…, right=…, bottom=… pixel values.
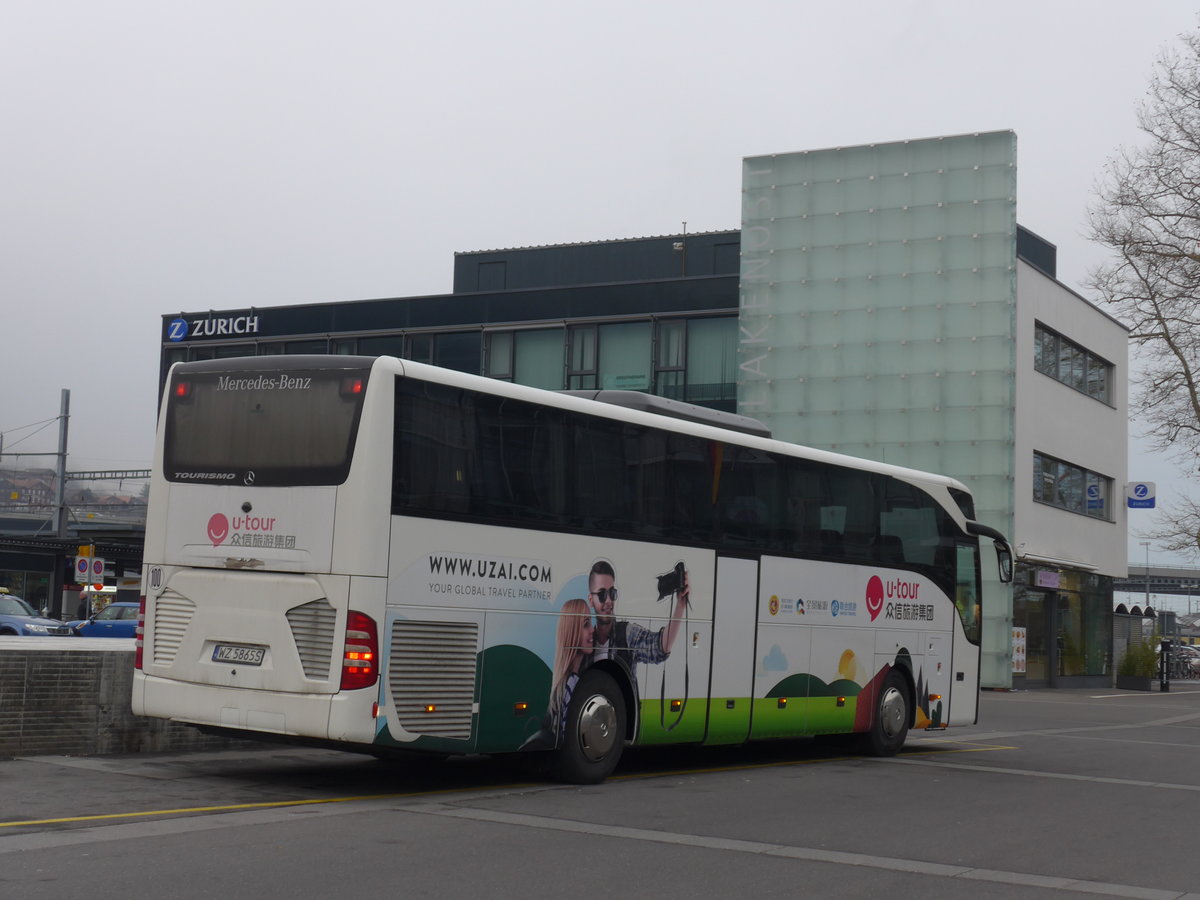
left=212, top=644, right=266, bottom=666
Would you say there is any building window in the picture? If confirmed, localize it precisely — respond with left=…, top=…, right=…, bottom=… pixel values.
left=286, top=339, right=328, bottom=354
left=434, top=332, right=482, bottom=375
left=598, top=321, right=651, bottom=390
left=407, top=334, right=434, bottom=365
left=685, top=317, right=737, bottom=410
left=484, top=331, right=513, bottom=380
left=358, top=335, right=406, bottom=358
left=1033, top=451, right=1112, bottom=520
left=567, top=326, right=597, bottom=389
left=514, top=329, right=565, bottom=390
left=215, top=345, right=256, bottom=359
left=1034, top=323, right=1112, bottom=404
left=654, top=320, right=686, bottom=399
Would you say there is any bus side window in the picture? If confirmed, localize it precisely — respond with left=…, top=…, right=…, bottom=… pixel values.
left=716, top=446, right=777, bottom=548
left=826, top=468, right=876, bottom=561
left=569, top=417, right=628, bottom=532
left=666, top=435, right=711, bottom=543
left=393, top=380, right=472, bottom=515
left=877, top=534, right=906, bottom=565
left=782, top=459, right=824, bottom=554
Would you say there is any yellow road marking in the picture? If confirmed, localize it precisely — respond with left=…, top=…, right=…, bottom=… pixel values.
left=0, top=788, right=470, bottom=829
left=1, top=740, right=1016, bottom=829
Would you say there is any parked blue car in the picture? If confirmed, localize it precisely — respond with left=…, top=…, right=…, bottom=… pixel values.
left=69, top=600, right=140, bottom=638
left=0, top=591, right=75, bottom=636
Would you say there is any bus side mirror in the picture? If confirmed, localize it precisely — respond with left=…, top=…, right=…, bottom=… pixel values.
left=995, top=541, right=1013, bottom=584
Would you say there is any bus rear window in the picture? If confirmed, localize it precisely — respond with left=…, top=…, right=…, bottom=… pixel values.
left=164, top=367, right=370, bottom=486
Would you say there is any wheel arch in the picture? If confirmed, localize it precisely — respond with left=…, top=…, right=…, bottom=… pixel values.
left=891, top=648, right=917, bottom=730
left=588, top=658, right=637, bottom=742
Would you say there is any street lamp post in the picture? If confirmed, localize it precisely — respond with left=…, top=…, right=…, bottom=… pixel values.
left=1141, top=541, right=1151, bottom=611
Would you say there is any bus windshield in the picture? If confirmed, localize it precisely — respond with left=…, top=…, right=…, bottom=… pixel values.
left=163, top=363, right=370, bottom=486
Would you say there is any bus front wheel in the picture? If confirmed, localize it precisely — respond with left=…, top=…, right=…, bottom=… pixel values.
left=550, top=669, right=626, bottom=784
left=863, top=669, right=909, bottom=757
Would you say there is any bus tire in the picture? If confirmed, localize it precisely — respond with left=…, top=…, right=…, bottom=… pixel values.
left=863, top=669, right=909, bottom=757
left=550, top=669, right=626, bottom=784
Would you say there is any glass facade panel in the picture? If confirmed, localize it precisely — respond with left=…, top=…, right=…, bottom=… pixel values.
left=214, top=345, right=255, bottom=358
left=286, top=340, right=327, bottom=354
left=514, top=329, right=564, bottom=391
left=485, top=332, right=513, bottom=379
left=567, top=326, right=597, bottom=389
left=686, top=317, right=737, bottom=407
left=358, top=335, right=407, bottom=358
left=1014, top=571, right=1112, bottom=684
left=741, top=132, right=1018, bottom=688
left=654, top=319, right=686, bottom=400
left=657, top=320, right=685, bottom=369
left=407, top=334, right=434, bottom=364
left=598, top=321, right=651, bottom=391
left=436, top=332, right=482, bottom=374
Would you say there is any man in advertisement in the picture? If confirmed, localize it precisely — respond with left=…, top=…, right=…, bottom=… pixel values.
left=587, top=558, right=690, bottom=685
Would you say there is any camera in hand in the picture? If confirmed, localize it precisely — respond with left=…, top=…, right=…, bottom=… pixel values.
left=656, top=561, right=686, bottom=601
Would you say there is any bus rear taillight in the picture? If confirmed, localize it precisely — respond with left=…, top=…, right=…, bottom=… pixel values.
left=135, top=596, right=146, bottom=670
left=340, top=611, right=379, bottom=690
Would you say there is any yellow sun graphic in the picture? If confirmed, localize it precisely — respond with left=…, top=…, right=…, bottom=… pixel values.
left=838, top=649, right=857, bottom=682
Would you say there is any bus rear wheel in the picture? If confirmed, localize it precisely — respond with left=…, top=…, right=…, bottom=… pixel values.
left=550, top=669, right=626, bottom=784
left=863, top=669, right=909, bottom=757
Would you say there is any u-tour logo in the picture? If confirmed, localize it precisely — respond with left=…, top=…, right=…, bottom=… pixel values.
left=206, top=511, right=295, bottom=549
left=868, top=574, right=934, bottom=622
left=168, top=315, right=260, bottom=342
left=207, top=514, right=230, bottom=546
left=866, top=576, right=884, bottom=621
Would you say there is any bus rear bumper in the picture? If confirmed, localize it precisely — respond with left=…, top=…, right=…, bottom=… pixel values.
left=132, top=672, right=378, bottom=744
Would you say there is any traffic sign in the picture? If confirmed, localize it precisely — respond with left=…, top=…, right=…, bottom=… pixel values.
left=76, top=556, right=106, bottom=583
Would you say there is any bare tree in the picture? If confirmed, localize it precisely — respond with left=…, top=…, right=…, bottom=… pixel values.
left=1088, top=25, right=1200, bottom=557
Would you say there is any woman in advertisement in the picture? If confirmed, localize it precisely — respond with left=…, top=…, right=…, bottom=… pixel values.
left=547, top=597, right=595, bottom=742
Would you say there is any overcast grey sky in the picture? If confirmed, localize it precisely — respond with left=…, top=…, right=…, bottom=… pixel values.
left=1, top=1, right=1195, bottom=562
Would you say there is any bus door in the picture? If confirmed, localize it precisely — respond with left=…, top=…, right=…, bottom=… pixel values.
left=923, top=632, right=951, bottom=728
left=703, top=556, right=758, bottom=745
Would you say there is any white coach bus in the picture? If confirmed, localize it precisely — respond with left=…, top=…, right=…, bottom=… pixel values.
left=133, top=355, right=1012, bottom=783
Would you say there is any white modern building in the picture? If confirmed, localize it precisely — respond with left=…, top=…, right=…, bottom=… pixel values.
left=740, top=131, right=1129, bottom=687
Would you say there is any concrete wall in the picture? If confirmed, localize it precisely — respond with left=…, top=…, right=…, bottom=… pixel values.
left=0, top=639, right=246, bottom=757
